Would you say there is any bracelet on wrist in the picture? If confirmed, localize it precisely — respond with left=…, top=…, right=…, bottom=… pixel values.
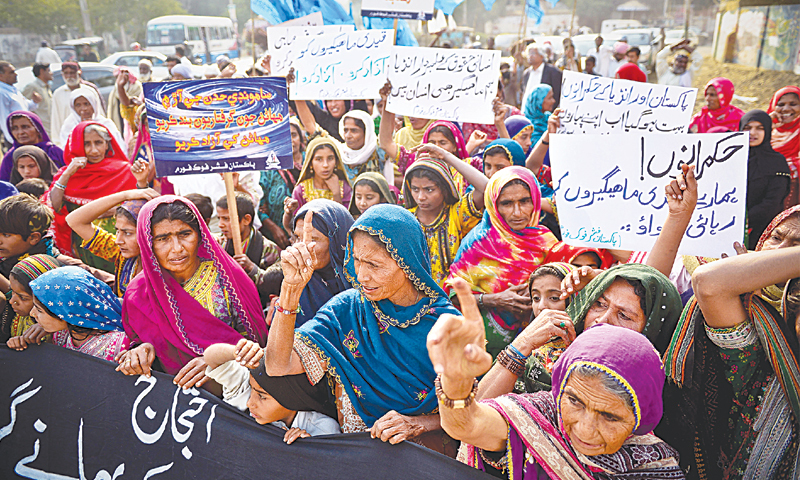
left=506, top=344, right=529, bottom=362
left=477, top=293, right=485, bottom=309
left=497, top=349, right=526, bottom=377
left=434, top=374, right=479, bottom=409
left=274, top=300, right=302, bottom=316
left=54, top=182, right=67, bottom=190
left=541, top=140, right=549, bottom=145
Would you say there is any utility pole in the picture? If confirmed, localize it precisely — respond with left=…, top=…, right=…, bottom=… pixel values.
left=78, top=0, right=94, bottom=36
left=683, top=0, right=691, bottom=39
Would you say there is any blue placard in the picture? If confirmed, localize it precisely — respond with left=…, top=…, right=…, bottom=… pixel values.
left=143, top=77, right=293, bottom=177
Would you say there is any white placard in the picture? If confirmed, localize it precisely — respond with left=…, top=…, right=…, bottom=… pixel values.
left=275, top=12, right=324, bottom=27
left=558, top=71, right=698, bottom=135
left=361, top=0, right=435, bottom=20
left=549, top=132, right=748, bottom=258
left=386, top=47, right=500, bottom=124
left=288, top=29, right=394, bottom=100
left=267, top=24, right=356, bottom=76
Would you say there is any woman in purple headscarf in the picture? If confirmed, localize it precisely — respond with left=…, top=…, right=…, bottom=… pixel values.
left=0, top=111, right=64, bottom=181
left=429, top=282, right=685, bottom=479
left=115, top=196, right=267, bottom=392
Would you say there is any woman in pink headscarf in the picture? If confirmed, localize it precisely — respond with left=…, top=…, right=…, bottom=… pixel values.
left=689, top=77, right=745, bottom=133
left=115, top=196, right=267, bottom=392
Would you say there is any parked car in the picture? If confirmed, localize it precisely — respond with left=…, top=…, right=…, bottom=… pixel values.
left=14, top=63, right=117, bottom=104
left=663, top=28, right=702, bottom=48
left=100, top=51, right=170, bottom=81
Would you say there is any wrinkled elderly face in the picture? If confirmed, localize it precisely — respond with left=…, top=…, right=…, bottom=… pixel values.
left=293, top=218, right=331, bottom=270
left=584, top=279, right=646, bottom=333
left=343, top=117, right=366, bottom=151
left=560, top=373, right=636, bottom=456
left=760, top=215, right=800, bottom=251
left=351, top=231, right=413, bottom=304
left=74, top=96, right=94, bottom=121
left=673, top=56, right=688, bottom=74
left=704, top=85, right=720, bottom=110
left=151, top=219, right=200, bottom=282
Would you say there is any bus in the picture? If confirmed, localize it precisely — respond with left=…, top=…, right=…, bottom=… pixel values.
left=146, top=15, right=239, bottom=62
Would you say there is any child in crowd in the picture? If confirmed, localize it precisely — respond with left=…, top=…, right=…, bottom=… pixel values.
left=15, top=178, right=48, bottom=198
left=1, top=254, right=60, bottom=344
left=204, top=339, right=340, bottom=443
left=0, top=194, right=57, bottom=280
left=0, top=193, right=114, bottom=288
left=10, top=266, right=128, bottom=361
left=185, top=193, right=214, bottom=225
left=66, top=188, right=159, bottom=297
left=216, top=193, right=280, bottom=290
left=402, top=148, right=488, bottom=287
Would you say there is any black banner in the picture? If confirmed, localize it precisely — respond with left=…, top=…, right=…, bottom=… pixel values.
left=0, top=345, right=491, bottom=479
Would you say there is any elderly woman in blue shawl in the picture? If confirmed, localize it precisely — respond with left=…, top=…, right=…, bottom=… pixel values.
left=265, top=204, right=461, bottom=451
left=523, top=85, right=556, bottom=149
left=291, top=199, right=354, bottom=327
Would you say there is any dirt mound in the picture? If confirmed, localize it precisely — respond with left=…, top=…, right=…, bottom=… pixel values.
left=692, top=57, right=800, bottom=114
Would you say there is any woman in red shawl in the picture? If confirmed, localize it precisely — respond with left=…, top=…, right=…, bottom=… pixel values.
left=116, top=196, right=267, bottom=392
left=768, top=86, right=800, bottom=208
left=48, top=121, right=136, bottom=270
left=689, top=77, right=745, bottom=133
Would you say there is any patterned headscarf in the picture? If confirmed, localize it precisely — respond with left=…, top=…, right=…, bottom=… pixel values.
left=421, top=121, right=468, bottom=159
left=446, top=167, right=558, bottom=329
left=30, top=266, right=123, bottom=331
left=402, top=156, right=460, bottom=209
left=552, top=323, right=665, bottom=435
left=566, top=263, right=682, bottom=355
left=119, top=199, right=147, bottom=223
left=11, top=254, right=60, bottom=286
left=504, top=115, right=533, bottom=142
left=755, top=205, right=800, bottom=311
left=689, top=77, right=745, bottom=133
left=482, top=138, right=527, bottom=168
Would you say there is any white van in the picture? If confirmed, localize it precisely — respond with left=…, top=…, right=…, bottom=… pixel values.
left=600, top=19, right=641, bottom=34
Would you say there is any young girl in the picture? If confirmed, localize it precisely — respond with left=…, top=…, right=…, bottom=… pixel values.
left=10, top=145, right=57, bottom=186
left=291, top=136, right=352, bottom=209
left=348, top=172, right=397, bottom=218
left=3, top=254, right=60, bottom=346
left=26, top=266, right=128, bottom=361
left=66, top=188, right=158, bottom=296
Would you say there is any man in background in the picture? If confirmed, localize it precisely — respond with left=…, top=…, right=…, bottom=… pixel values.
left=22, top=63, right=53, bottom=137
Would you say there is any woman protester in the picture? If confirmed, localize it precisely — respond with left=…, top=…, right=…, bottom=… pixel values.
left=690, top=77, right=745, bottom=134
left=349, top=172, right=397, bottom=218
left=753, top=205, right=800, bottom=312
left=740, top=110, right=791, bottom=249
left=116, top=196, right=267, bottom=391
left=10, top=145, right=58, bottom=186
left=768, top=86, right=800, bottom=208
left=445, top=167, right=560, bottom=358
left=522, top=84, right=556, bottom=148
left=393, top=117, right=434, bottom=151
left=0, top=111, right=64, bottom=181
left=661, top=245, right=800, bottom=479
left=338, top=110, right=393, bottom=183
left=265, top=205, right=462, bottom=452
left=59, top=86, right=123, bottom=148
left=614, top=62, right=647, bottom=82
left=428, top=284, right=685, bottom=479
left=294, top=98, right=370, bottom=143
left=290, top=199, right=355, bottom=327
left=49, top=121, right=137, bottom=269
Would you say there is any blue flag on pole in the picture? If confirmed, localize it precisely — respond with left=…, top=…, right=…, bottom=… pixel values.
left=251, top=0, right=354, bottom=25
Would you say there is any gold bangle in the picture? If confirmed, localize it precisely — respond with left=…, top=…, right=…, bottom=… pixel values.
left=434, top=374, right=479, bottom=409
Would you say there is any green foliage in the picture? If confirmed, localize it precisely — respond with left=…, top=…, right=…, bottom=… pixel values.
left=0, top=0, right=81, bottom=34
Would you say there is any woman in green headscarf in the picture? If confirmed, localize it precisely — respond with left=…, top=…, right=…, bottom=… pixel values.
left=477, top=263, right=683, bottom=399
